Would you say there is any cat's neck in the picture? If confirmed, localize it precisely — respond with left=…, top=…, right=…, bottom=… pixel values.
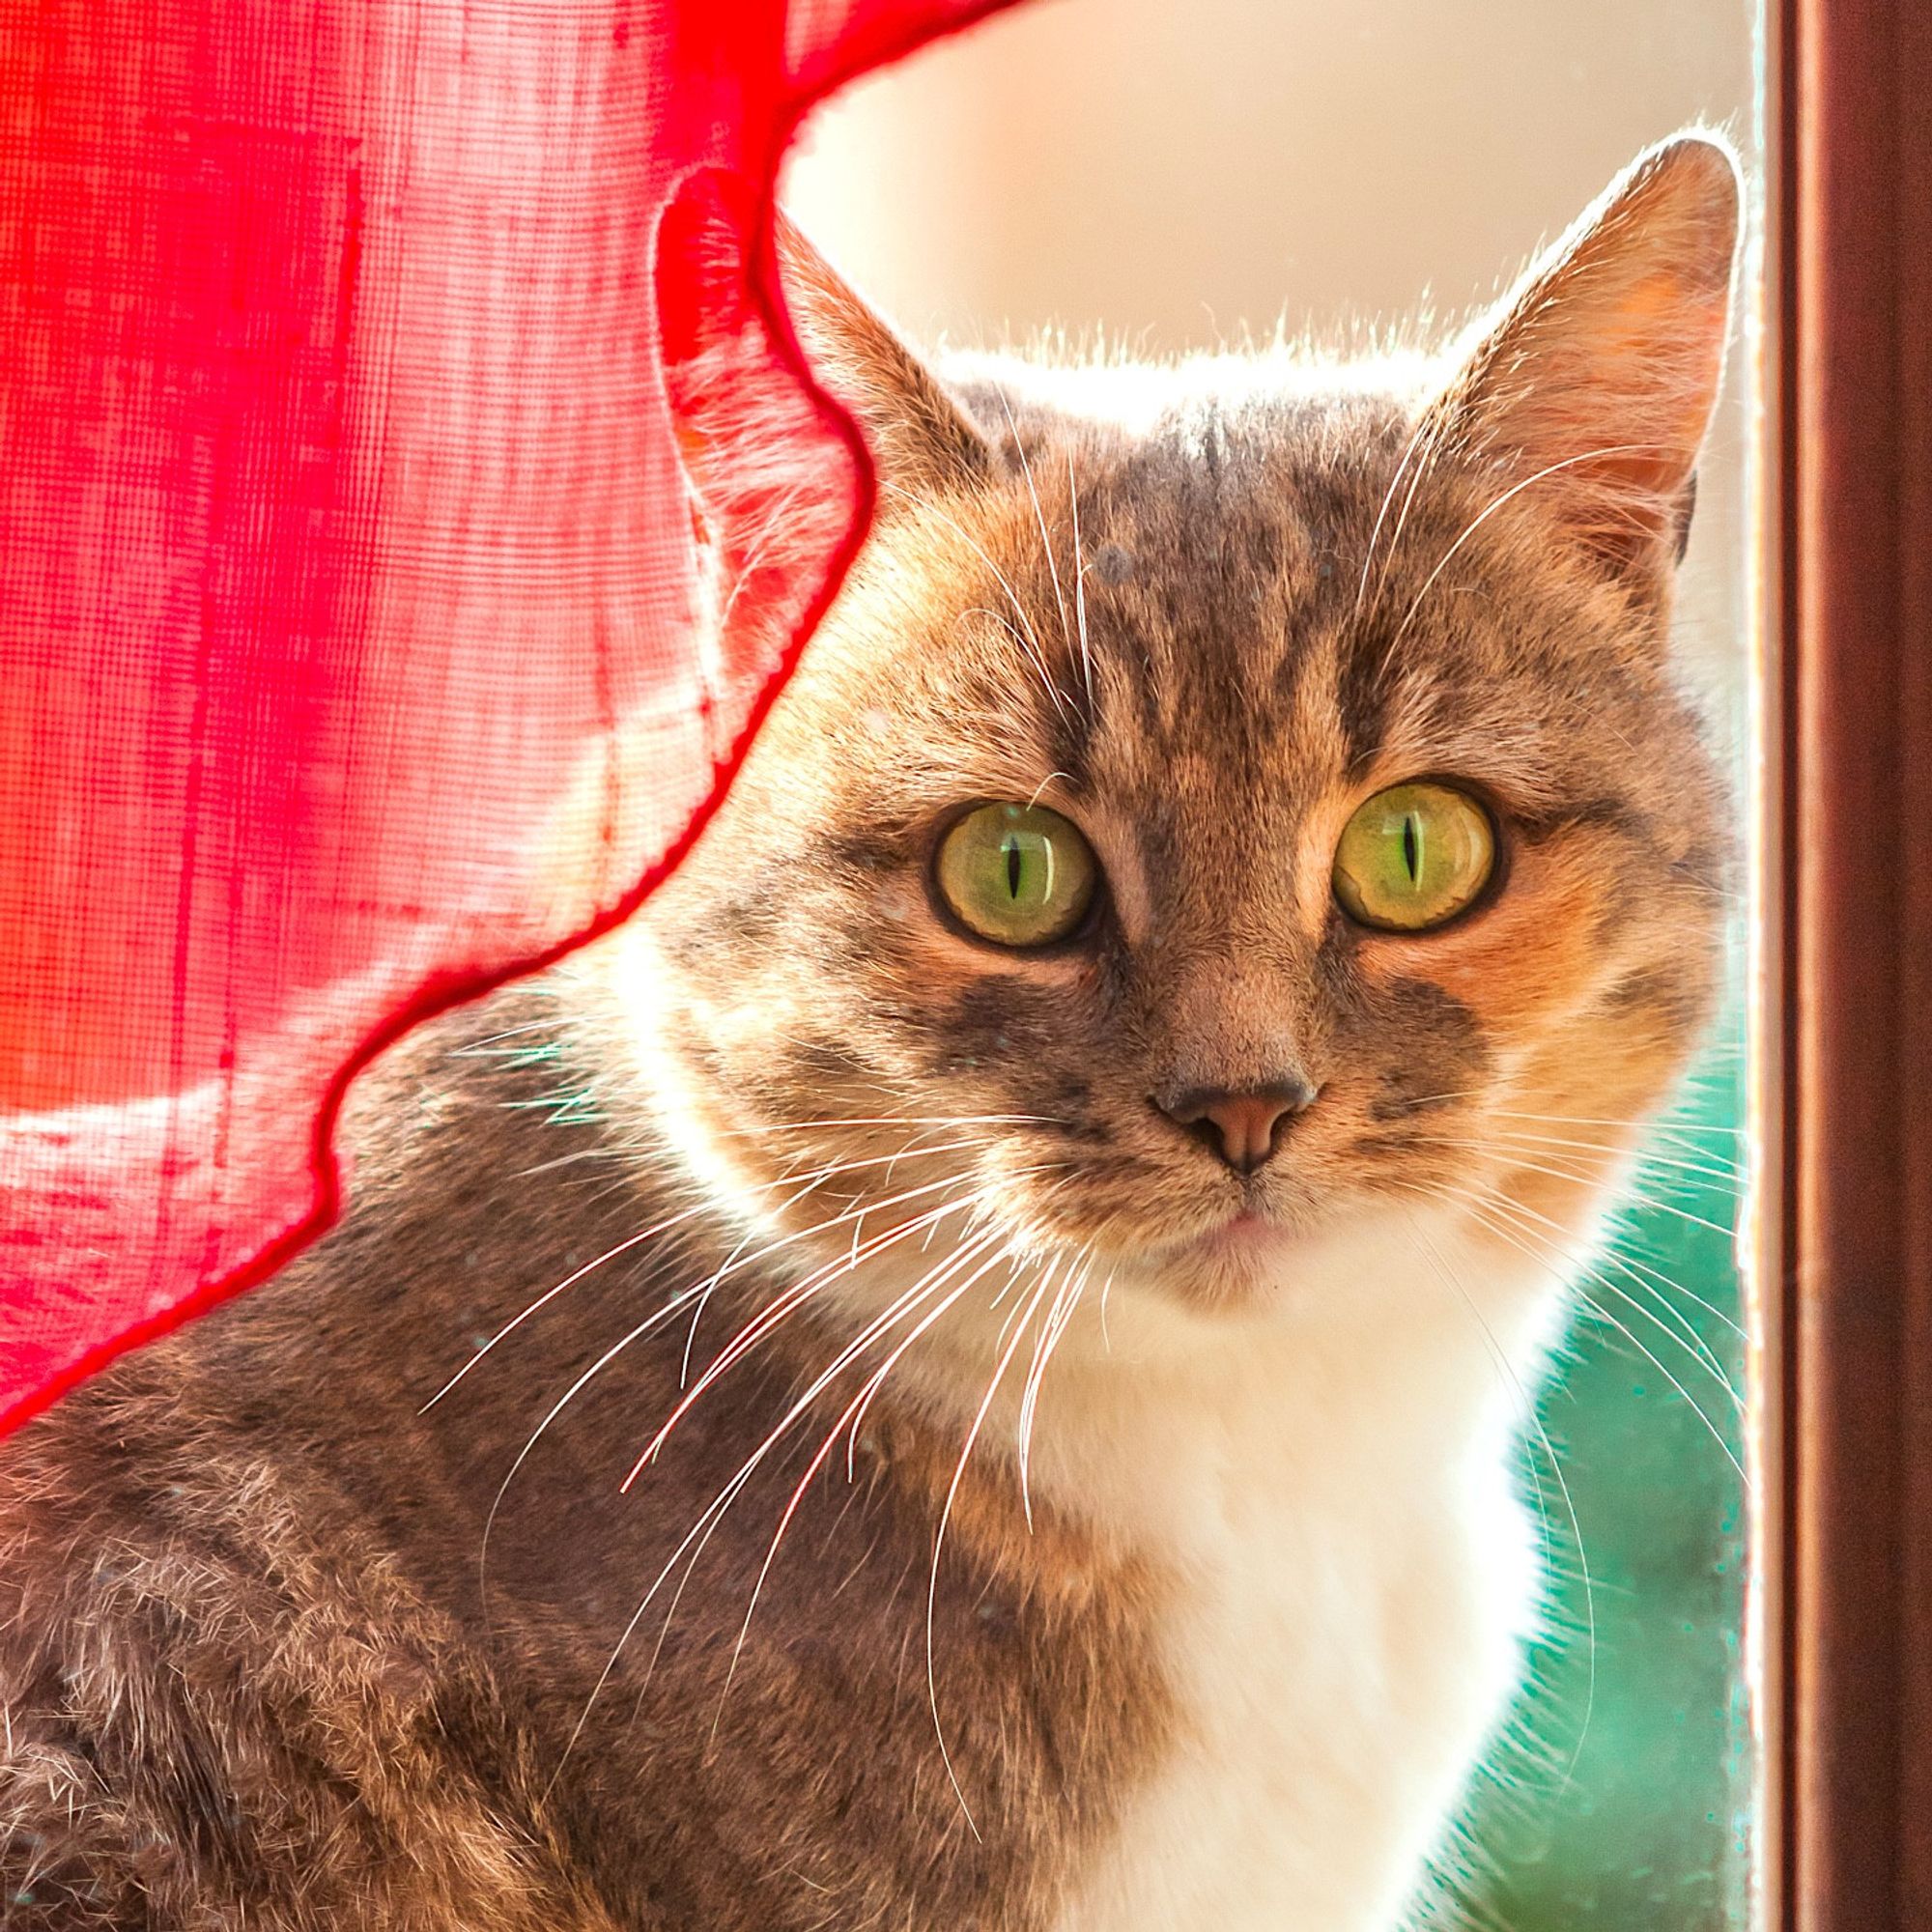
left=836, top=1209, right=1559, bottom=1563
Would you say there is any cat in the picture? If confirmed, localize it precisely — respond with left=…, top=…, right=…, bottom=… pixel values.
left=0, top=131, right=1739, bottom=1932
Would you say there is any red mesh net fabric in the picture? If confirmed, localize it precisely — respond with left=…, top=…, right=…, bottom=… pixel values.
left=0, top=0, right=1010, bottom=1435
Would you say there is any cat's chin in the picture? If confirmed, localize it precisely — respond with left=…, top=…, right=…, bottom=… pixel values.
left=1146, top=1208, right=1316, bottom=1309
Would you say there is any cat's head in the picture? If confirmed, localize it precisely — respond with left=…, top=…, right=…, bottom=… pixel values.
left=611, top=136, right=1739, bottom=1329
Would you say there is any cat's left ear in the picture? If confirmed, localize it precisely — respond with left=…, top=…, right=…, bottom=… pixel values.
left=1428, top=132, right=1742, bottom=577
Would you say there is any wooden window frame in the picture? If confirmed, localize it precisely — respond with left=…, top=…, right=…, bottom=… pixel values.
left=1765, top=0, right=1932, bottom=1926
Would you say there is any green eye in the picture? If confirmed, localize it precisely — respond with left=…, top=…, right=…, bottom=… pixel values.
left=935, top=803, right=1099, bottom=948
left=1332, top=781, right=1496, bottom=932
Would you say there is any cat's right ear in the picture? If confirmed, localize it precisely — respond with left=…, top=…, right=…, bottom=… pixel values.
left=657, top=172, right=986, bottom=567
left=772, top=212, right=990, bottom=496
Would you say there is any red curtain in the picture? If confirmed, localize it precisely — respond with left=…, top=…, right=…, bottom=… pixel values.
left=0, top=0, right=1012, bottom=1435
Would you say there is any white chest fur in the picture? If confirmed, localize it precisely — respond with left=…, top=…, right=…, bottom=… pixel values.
left=1015, top=1225, right=1557, bottom=1932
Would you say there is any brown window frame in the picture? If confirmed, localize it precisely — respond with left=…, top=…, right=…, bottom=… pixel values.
left=1765, top=1, right=1932, bottom=1926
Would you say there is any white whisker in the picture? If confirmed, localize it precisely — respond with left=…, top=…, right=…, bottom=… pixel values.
left=1400, top=1174, right=1747, bottom=1484
left=1403, top=1211, right=1598, bottom=1796
left=877, top=479, right=1072, bottom=724
left=1065, top=449, right=1095, bottom=710
left=423, top=1204, right=710, bottom=1410
left=995, top=386, right=1070, bottom=660
left=1016, top=1245, right=1090, bottom=1530
left=715, top=1231, right=1024, bottom=1732
left=541, top=1204, right=1008, bottom=1795
left=1381, top=441, right=1671, bottom=668
left=1352, top=411, right=1436, bottom=621
left=624, top=1187, right=984, bottom=1487
left=925, top=1261, right=1056, bottom=1837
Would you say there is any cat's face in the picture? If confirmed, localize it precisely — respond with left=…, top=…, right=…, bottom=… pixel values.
left=616, top=138, right=1737, bottom=1320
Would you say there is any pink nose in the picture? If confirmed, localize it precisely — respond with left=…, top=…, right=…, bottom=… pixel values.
left=1155, top=1079, right=1318, bottom=1175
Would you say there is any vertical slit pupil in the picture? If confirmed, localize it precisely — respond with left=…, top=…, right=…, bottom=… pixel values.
left=1402, top=812, right=1420, bottom=884
left=1005, top=837, right=1024, bottom=900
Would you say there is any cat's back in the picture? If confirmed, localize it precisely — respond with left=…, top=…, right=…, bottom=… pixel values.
left=0, top=993, right=635, bottom=1931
